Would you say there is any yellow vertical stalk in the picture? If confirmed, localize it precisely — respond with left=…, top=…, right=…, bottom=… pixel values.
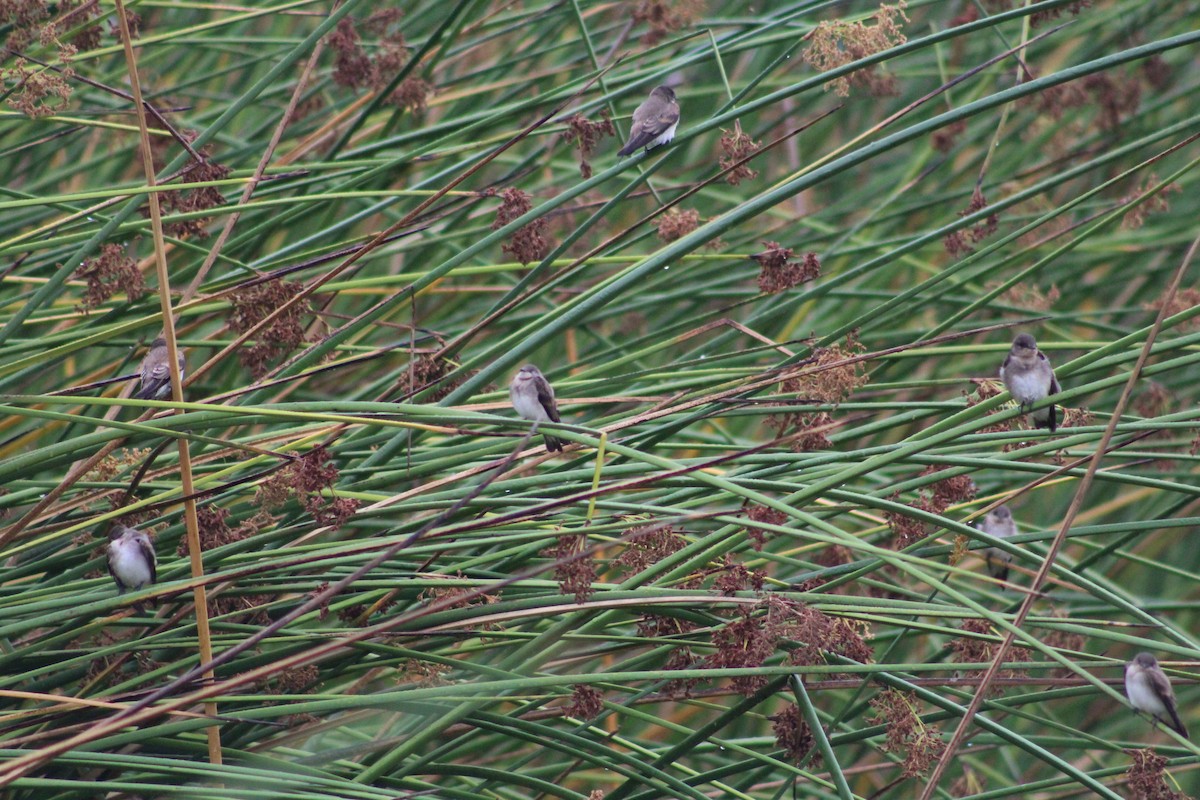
left=112, top=0, right=221, bottom=766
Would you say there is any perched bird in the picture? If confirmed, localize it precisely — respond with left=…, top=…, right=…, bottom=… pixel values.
left=999, top=333, right=1060, bottom=432
left=106, top=524, right=157, bottom=609
left=617, top=86, right=680, bottom=157
left=509, top=364, right=563, bottom=452
left=135, top=337, right=186, bottom=400
left=1125, top=652, right=1189, bottom=739
left=978, top=505, right=1017, bottom=583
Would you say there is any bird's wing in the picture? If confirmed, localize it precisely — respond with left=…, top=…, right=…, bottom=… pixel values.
left=143, top=359, right=170, bottom=385
left=1148, top=666, right=1177, bottom=705
left=1148, top=668, right=1189, bottom=736
left=999, top=352, right=1012, bottom=380
left=534, top=376, right=560, bottom=423
left=137, top=536, right=157, bottom=583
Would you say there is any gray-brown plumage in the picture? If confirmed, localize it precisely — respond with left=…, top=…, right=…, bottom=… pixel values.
left=999, top=333, right=1060, bottom=432
left=106, top=524, right=157, bottom=610
left=135, top=337, right=185, bottom=400
left=509, top=364, right=562, bottom=452
left=617, top=86, right=680, bottom=157
left=1125, top=652, right=1189, bottom=739
left=978, top=505, right=1017, bottom=583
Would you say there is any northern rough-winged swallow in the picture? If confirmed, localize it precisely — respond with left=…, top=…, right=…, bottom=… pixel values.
left=106, top=524, right=157, bottom=608
left=617, top=86, right=680, bottom=157
left=999, top=333, right=1060, bottom=432
left=1125, top=652, right=1189, bottom=738
left=134, top=337, right=186, bottom=400
left=978, top=505, right=1017, bottom=582
left=509, top=364, right=563, bottom=452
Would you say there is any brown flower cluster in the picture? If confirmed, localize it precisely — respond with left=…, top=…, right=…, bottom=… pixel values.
left=274, top=665, right=319, bottom=694
left=719, top=126, right=761, bottom=185
left=55, top=0, right=100, bottom=51
left=656, top=207, right=700, bottom=243
left=329, top=10, right=430, bottom=109
left=1, top=54, right=74, bottom=117
left=1141, top=55, right=1172, bottom=91
left=770, top=704, right=819, bottom=765
left=561, top=112, right=616, bottom=179
left=417, top=575, right=500, bottom=630
left=1058, top=406, right=1093, bottom=430
left=1083, top=71, right=1141, bottom=131
left=884, top=492, right=932, bottom=550
left=1134, top=381, right=1172, bottom=420
left=83, top=447, right=149, bottom=483
left=1146, top=287, right=1200, bottom=331
left=1029, top=0, right=1092, bottom=27
left=210, top=589, right=270, bottom=625
left=705, top=610, right=777, bottom=695
left=751, top=242, right=821, bottom=295
left=228, top=278, right=311, bottom=378
left=779, top=333, right=868, bottom=405
left=401, top=353, right=474, bottom=401
left=255, top=447, right=358, bottom=530
left=802, top=2, right=908, bottom=98
left=948, top=618, right=1032, bottom=691
left=565, top=684, right=604, bottom=720
left=1125, top=748, right=1188, bottom=800
left=631, top=0, right=704, bottom=46
left=178, top=505, right=272, bottom=557
left=160, top=159, right=231, bottom=239
left=994, top=281, right=1060, bottom=311
left=330, top=18, right=372, bottom=89
left=886, top=467, right=976, bottom=550
left=75, top=243, right=146, bottom=312
left=391, top=77, right=432, bottom=113
left=772, top=595, right=873, bottom=669
left=1122, top=175, right=1182, bottom=230
left=922, top=465, right=977, bottom=510
left=711, top=555, right=765, bottom=596
left=0, top=0, right=51, bottom=36
left=943, top=188, right=999, bottom=258
left=868, top=688, right=946, bottom=778
left=931, top=119, right=966, bottom=153
left=1025, top=65, right=1146, bottom=131
left=616, top=521, right=688, bottom=575
left=491, top=187, right=550, bottom=265
left=1041, top=608, right=1087, bottom=676
left=964, top=379, right=1012, bottom=436
left=744, top=504, right=787, bottom=550
left=399, top=658, right=451, bottom=687
left=767, top=335, right=867, bottom=452
left=543, top=533, right=596, bottom=603
left=637, top=612, right=697, bottom=640
left=705, top=596, right=871, bottom=696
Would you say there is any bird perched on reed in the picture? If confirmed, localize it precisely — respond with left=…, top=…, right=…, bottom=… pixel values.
left=1000, top=333, right=1060, bottom=432
left=617, top=86, right=680, bottom=157
left=135, top=337, right=186, bottom=400
left=1125, top=652, right=1189, bottom=739
left=106, top=524, right=157, bottom=611
left=509, top=364, right=563, bottom=452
